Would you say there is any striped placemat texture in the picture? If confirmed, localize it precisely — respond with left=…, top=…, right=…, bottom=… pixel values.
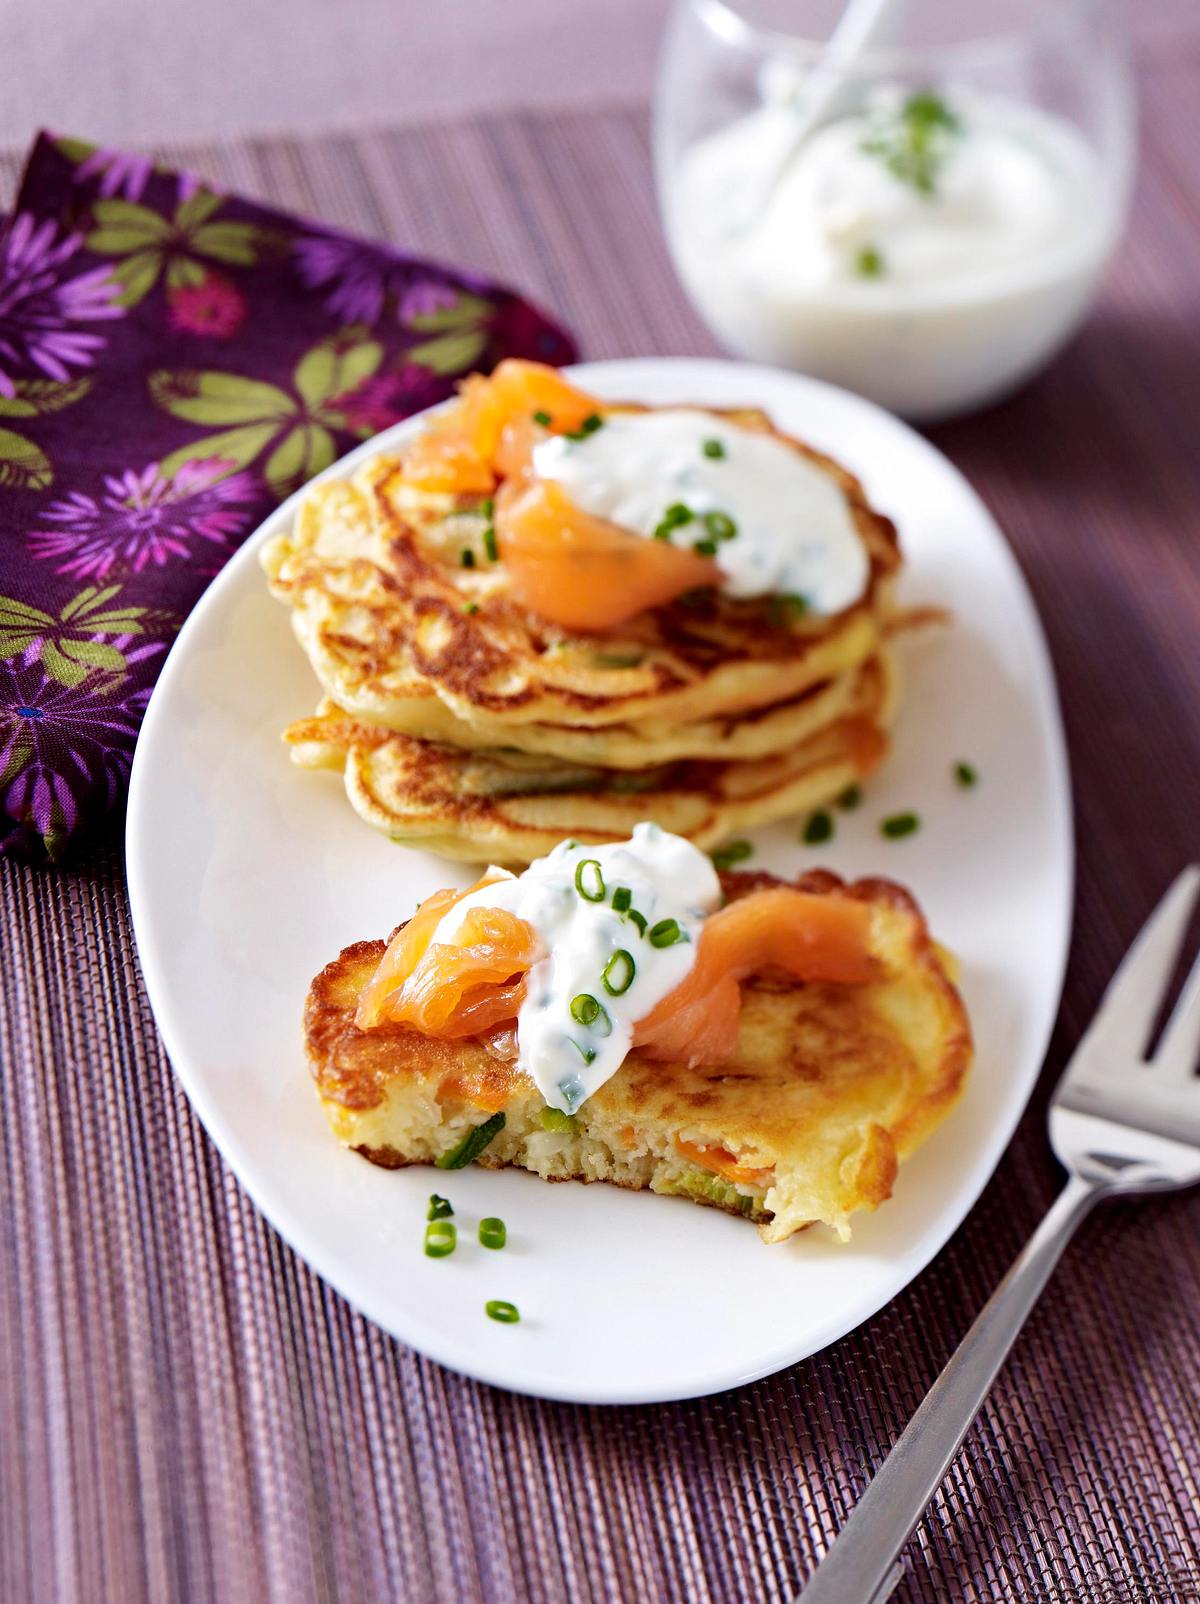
left=3, top=45, right=1200, bottom=1604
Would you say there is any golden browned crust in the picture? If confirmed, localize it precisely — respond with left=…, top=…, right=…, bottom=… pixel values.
left=283, top=652, right=896, bottom=866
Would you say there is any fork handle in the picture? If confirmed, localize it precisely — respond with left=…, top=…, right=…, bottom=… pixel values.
left=798, top=1172, right=1106, bottom=1603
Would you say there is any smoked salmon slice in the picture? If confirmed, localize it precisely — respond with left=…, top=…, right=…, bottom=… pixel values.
left=460, top=360, right=601, bottom=459
left=355, top=870, right=524, bottom=1030
left=495, top=479, right=719, bottom=632
left=633, top=889, right=875, bottom=1067
left=396, top=429, right=496, bottom=495
left=358, top=882, right=875, bottom=1073
left=396, top=361, right=603, bottom=496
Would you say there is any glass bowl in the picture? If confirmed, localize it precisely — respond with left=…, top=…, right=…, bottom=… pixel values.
left=654, top=0, right=1136, bottom=420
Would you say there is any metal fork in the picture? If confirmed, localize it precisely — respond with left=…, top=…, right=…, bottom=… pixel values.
left=799, top=866, right=1200, bottom=1604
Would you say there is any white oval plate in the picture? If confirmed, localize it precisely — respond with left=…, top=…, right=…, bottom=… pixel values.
left=127, top=358, right=1072, bottom=1405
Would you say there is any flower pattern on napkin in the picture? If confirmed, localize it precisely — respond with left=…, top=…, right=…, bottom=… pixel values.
left=0, top=132, right=577, bottom=860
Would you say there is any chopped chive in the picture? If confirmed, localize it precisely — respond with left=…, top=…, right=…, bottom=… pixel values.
left=703, top=511, right=737, bottom=541
left=479, top=497, right=494, bottom=519
left=570, top=992, right=602, bottom=1026
left=571, top=1040, right=597, bottom=1065
left=769, top=592, right=810, bottom=625
left=652, top=521, right=674, bottom=541
left=602, top=949, right=636, bottom=996
left=460, top=548, right=476, bottom=569
left=479, top=1217, right=507, bottom=1250
left=565, top=413, right=604, bottom=441
left=486, top=1299, right=520, bottom=1323
left=854, top=244, right=886, bottom=278
left=881, top=811, right=920, bottom=839
left=483, top=526, right=498, bottom=562
left=435, top=1112, right=506, bottom=1169
left=803, top=809, right=834, bottom=845
left=611, top=885, right=632, bottom=913
left=592, top=650, right=644, bottom=668
left=693, top=537, right=718, bottom=557
left=649, top=918, right=684, bottom=948
left=575, top=858, right=605, bottom=901
left=664, top=502, right=694, bottom=526
left=626, top=909, right=648, bottom=937
left=711, top=839, right=753, bottom=870
left=702, top=438, right=726, bottom=459
left=424, top=1220, right=456, bottom=1258
left=539, top=1106, right=579, bottom=1134
left=427, top=1193, right=453, bottom=1220
left=837, top=784, right=863, bottom=810
left=954, top=761, right=978, bottom=789
left=463, top=601, right=479, bottom=615
left=532, top=409, right=552, bottom=426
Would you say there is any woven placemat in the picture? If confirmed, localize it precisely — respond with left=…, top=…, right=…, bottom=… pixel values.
left=4, top=61, right=1200, bottom=1604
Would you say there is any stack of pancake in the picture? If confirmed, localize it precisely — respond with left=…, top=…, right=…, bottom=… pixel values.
left=261, top=402, right=902, bottom=864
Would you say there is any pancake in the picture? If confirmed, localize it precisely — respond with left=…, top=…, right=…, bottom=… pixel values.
left=294, top=653, right=873, bottom=770
left=304, top=868, right=971, bottom=1241
left=261, top=403, right=900, bottom=739
left=285, top=653, right=896, bottom=864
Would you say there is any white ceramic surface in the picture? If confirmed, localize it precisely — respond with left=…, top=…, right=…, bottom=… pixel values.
left=126, top=358, right=1073, bottom=1405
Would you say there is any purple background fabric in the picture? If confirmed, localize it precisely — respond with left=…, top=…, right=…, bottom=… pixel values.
left=0, top=133, right=575, bottom=861
left=2, top=71, right=1200, bottom=1604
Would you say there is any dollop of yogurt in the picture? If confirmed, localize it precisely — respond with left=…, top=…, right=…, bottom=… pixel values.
left=662, top=82, right=1118, bottom=418
left=532, top=408, right=869, bottom=615
left=429, top=823, right=721, bottom=1112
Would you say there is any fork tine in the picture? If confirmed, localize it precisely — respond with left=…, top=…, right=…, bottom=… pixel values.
left=1153, top=942, right=1200, bottom=1079
left=1078, top=865, right=1200, bottom=1068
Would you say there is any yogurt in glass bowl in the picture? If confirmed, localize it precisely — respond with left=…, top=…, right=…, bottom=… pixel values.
left=655, top=0, right=1135, bottom=420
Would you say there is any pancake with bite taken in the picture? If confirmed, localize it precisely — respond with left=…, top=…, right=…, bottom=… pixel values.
left=305, top=855, right=970, bottom=1242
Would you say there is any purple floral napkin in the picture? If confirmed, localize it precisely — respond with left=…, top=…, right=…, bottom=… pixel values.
left=0, top=132, right=576, bottom=861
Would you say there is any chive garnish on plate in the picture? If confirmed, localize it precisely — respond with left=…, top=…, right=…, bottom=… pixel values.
left=486, top=1300, right=520, bottom=1323
left=703, top=511, right=736, bottom=541
left=427, top=1193, right=453, bottom=1220
left=881, top=811, right=920, bottom=839
left=483, top=525, right=498, bottom=562
left=425, top=1220, right=456, bottom=1258
left=532, top=409, right=552, bottom=426
left=702, top=438, right=726, bottom=459
left=649, top=918, right=684, bottom=948
left=837, top=784, right=863, bottom=810
left=611, top=885, right=632, bottom=913
left=479, top=1217, right=507, bottom=1250
left=804, top=810, right=834, bottom=845
left=954, top=761, right=978, bottom=789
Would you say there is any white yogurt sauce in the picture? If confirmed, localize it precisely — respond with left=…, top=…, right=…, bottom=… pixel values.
left=664, top=84, right=1119, bottom=419
left=430, top=823, right=720, bottom=1112
left=533, top=408, right=868, bottom=615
